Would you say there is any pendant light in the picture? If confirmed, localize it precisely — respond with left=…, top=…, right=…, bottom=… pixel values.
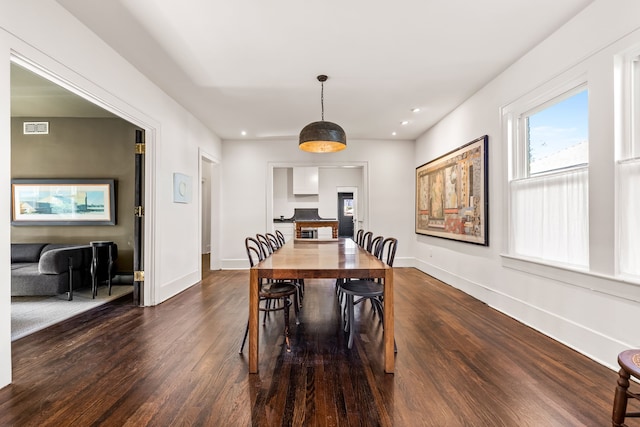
left=299, top=75, right=347, bottom=153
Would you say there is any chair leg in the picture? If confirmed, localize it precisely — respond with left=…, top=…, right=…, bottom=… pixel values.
left=294, top=283, right=303, bottom=310
left=368, top=297, right=398, bottom=353
left=283, top=297, right=291, bottom=352
left=347, top=294, right=355, bottom=349
left=263, top=299, right=271, bottom=325
left=343, top=296, right=350, bottom=332
left=613, top=368, right=631, bottom=426
left=372, top=297, right=384, bottom=322
left=239, top=320, right=249, bottom=354
left=294, top=292, right=300, bottom=325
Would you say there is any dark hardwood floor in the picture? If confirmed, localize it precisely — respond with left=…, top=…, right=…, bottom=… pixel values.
left=0, top=268, right=626, bottom=426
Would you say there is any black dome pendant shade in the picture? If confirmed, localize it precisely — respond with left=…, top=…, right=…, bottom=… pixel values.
left=299, top=75, right=346, bottom=153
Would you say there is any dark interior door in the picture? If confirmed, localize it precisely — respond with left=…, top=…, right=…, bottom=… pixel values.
left=337, top=192, right=354, bottom=238
left=133, top=129, right=145, bottom=306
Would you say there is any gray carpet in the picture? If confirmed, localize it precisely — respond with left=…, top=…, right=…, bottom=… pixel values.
left=11, top=284, right=133, bottom=341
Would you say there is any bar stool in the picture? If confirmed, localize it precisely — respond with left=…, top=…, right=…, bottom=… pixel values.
left=612, top=349, right=640, bottom=426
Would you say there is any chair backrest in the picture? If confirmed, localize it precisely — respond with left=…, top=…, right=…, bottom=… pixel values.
left=275, top=229, right=286, bottom=246
left=362, top=231, right=373, bottom=249
left=378, top=237, right=398, bottom=267
left=266, top=232, right=281, bottom=250
left=355, top=229, right=364, bottom=245
left=369, top=235, right=384, bottom=255
left=245, top=237, right=264, bottom=267
left=255, top=234, right=273, bottom=258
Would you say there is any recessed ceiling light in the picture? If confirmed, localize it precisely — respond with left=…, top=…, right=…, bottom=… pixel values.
left=401, top=120, right=409, bottom=125
left=241, top=130, right=247, bottom=136
left=411, top=108, right=421, bottom=113
left=392, top=131, right=397, bottom=136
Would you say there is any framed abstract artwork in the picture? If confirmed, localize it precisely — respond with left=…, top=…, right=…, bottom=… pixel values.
left=173, top=173, right=192, bottom=204
left=11, top=178, right=116, bottom=226
left=415, top=135, right=488, bottom=245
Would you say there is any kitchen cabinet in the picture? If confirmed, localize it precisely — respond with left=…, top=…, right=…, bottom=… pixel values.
left=293, top=167, right=319, bottom=195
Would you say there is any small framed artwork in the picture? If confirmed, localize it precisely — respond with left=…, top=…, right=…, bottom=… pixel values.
left=173, top=173, right=192, bottom=204
left=415, top=135, right=488, bottom=246
left=11, top=178, right=116, bottom=226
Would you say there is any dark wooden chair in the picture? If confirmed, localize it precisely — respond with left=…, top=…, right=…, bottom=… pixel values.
left=275, top=229, right=286, bottom=246
left=255, top=233, right=274, bottom=257
left=368, top=235, right=384, bottom=255
left=355, top=229, right=364, bottom=245
left=339, top=237, right=397, bottom=349
left=265, top=232, right=304, bottom=303
left=612, top=349, right=640, bottom=426
left=240, top=237, right=299, bottom=353
left=266, top=232, right=281, bottom=250
left=361, top=231, right=373, bottom=250
left=336, top=235, right=383, bottom=302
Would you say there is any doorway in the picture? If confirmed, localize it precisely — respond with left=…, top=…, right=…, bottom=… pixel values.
left=201, top=156, right=213, bottom=278
left=9, top=59, right=147, bottom=338
left=337, top=192, right=354, bottom=238
left=200, top=150, right=220, bottom=275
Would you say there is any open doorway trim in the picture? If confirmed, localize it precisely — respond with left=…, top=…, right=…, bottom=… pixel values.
left=199, top=148, right=221, bottom=273
left=337, top=186, right=359, bottom=238
left=265, top=162, right=369, bottom=235
left=9, top=52, right=157, bottom=306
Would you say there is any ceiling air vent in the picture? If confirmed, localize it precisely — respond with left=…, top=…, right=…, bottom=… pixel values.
left=23, top=121, right=49, bottom=135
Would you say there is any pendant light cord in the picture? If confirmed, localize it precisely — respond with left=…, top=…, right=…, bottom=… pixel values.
left=320, top=80, right=325, bottom=121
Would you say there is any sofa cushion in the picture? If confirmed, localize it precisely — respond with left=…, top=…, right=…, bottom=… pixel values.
left=11, top=263, right=40, bottom=273
left=10, top=243, right=47, bottom=263
left=11, top=268, right=72, bottom=296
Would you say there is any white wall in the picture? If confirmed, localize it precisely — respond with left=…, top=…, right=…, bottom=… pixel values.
left=0, top=31, right=11, bottom=390
left=414, top=0, right=640, bottom=369
left=0, top=0, right=222, bottom=387
left=221, top=138, right=415, bottom=268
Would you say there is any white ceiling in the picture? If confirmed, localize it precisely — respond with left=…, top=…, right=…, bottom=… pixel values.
left=18, top=0, right=595, bottom=141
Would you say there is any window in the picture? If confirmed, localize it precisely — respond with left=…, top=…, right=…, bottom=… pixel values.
left=630, top=54, right=640, bottom=158
left=617, top=51, right=640, bottom=278
left=343, top=198, right=353, bottom=216
left=506, top=83, right=589, bottom=268
left=527, top=90, right=589, bottom=175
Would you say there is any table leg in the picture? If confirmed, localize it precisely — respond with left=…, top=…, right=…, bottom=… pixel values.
left=249, top=268, right=259, bottom=373
left=383, top=267, right=394, bottom=373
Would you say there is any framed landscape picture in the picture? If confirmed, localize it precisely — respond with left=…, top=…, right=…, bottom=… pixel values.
left=415, top=135, right=488, bottom=245
left=11, top=178, right=116, bottom=226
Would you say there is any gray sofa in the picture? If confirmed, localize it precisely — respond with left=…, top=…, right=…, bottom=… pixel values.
left=11, top=243, right=93, bottom=299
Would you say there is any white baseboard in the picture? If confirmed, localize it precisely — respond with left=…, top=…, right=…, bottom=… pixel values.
left=156, top=270, right=201, bottom=303
left=411, top=257, right=622, bottom=372
left=221, top=259, right=249, bottom=270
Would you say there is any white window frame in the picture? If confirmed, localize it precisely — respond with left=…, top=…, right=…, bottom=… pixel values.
left=616, top=47, right=640, bottom=161
left=615, top=45, right=640, bottom=279
left=503, top=74, right=590, bottom=268
left=514, top=83, right=589, bottom=179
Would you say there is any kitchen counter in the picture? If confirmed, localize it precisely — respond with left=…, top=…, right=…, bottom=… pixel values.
left=294, top=220, right=339, bottom=239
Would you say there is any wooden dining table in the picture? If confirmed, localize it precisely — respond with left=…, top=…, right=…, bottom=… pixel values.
left=248, top=238, right=395, bottom=373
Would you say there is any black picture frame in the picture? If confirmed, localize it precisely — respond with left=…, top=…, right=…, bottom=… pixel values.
left=11, top=178, right=116, bottom=226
